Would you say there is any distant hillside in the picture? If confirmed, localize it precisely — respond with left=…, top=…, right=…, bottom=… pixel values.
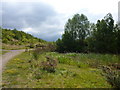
left=1, top=28, right=46, bottom=46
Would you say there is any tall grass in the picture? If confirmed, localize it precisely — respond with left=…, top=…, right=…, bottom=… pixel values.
left=46, top=52, right=119, bottom=67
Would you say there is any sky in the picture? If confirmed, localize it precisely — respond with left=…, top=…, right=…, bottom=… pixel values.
left=1, top=0, right=120, bottom=41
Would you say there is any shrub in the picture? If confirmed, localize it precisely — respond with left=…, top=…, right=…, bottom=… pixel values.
left=41, top=56, right=57, bottom=73
left=102, top=65, right=120, bottom=88
left=47, top=43, right=56, bottom=52
left=29, top=43, right=34, bottom=48
left=34, top=69, right=42, bottom=79
left=32, top=48, right=41, bottom=60
left=109, top=63, right=120, bottom=70
left=32, top=51, right=39, bottom=60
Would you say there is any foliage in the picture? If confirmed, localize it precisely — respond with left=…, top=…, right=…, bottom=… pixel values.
left=56, top=13, right=120, bottom=54
left=90, top=13, right=116, bottom=53
left=115, top=25, right=120, bottom=54
left=56, top=14, right=89, bottom=52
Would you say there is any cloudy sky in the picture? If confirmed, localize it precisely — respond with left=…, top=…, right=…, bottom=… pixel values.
left=1, top=0, right=120, bottom=41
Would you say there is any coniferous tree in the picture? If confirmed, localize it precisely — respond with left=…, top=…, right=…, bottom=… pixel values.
left=89, top=13, right=115, bottom=53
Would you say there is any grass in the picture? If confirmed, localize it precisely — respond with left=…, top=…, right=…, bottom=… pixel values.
left=0, top=51, right=9, bottom=55
left=2, top=51, right=9, bottom=55
left=2, top=52, right=120, bottom=88
left=2, top=44, right=26, bottom=50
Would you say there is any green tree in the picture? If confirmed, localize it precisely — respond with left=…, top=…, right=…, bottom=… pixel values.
left=56, top=39, right=64, bottom=52
left=86, top=23, right=96, bottom=52
left=90, top=13, right=115, bottom=53
left=114, top=24, right=120, bottom=54
left=56, top=14, right=89, bottom=52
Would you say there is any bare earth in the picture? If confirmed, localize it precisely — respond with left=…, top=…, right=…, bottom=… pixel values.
left=0, top=50, right=25, bottom=74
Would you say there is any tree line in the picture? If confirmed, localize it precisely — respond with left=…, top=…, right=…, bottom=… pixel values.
left=56, top=13, right=120, bottom=54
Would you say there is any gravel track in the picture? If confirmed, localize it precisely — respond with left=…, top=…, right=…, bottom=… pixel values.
left=0, top=50, right=25, bottom=74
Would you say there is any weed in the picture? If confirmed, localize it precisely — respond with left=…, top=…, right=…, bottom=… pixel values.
left=57, top=56, right=76, bottom=65
left=13, top=58, right=25, bottom=64
left=34, top=69, right=42, bottom=79
left=77, top=62, right=89, bottom=68
left=5, top=69, right=18, bottom=75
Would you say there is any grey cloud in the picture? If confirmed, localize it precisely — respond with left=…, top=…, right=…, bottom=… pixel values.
left=2, top=2, right=63, bottom=41
left=2, top=2, right=57, bottom=28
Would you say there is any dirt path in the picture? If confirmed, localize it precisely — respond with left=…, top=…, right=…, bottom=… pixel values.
left=0, top=50, right=25, bottom=74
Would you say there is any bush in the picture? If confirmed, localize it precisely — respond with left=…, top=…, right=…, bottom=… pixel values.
left=46, top=43, right=56, bottom=52
left=41, top=56, right=57, bottom=73
left=34, top=69, right=42, bottom=79
left=102, top=65, right=120, bottom=88
left=29, top=43, right=34, bottom=48
left=32, top=48, right=41, bottom=60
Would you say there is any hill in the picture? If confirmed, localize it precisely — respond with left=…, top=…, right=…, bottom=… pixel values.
left=1, top=27, right=47, bottom=49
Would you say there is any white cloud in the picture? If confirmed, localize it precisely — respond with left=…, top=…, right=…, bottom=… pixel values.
left=49, top=0, right=118, bottom=22
left=22, top=27, right=35, bottom=33
left=3, top=0, right=119, bottom=15
left=41, top=0, right=119, bottom=13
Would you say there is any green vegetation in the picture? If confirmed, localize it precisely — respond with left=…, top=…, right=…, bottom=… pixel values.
left=2, top=51, right=8, bottom=55
left=102, top=65, right=120, bottom=88
left=2, top=28, right=46, bottom=45
left=0, top=50, right=8, bottom=55
left=3, top=51, right=120, bottom=88
left=55, top=13, right=120, bottom=87
left=1, top=28, right=47, bottom=49
left=56, top=13, right=120, bottom=54
left=2, top=43, right=26, bottom=50
left=1, top=13, right=120, bottom=88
